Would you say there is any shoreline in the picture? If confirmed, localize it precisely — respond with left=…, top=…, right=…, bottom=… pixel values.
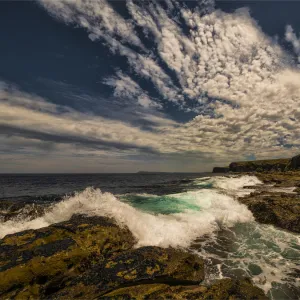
left=0, top=172, right=299, bottom=299
left=236, top=171, right=300, bottom=234
left=0, top=214, right=268, bottom=299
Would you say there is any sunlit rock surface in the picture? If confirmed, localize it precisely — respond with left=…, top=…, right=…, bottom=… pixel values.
left=0, top=214, right=267, bottom=299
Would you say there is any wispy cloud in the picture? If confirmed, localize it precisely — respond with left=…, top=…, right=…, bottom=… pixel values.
left=103, top=71, right=162, bottom=109
left=39, top=0, right=145, bottom=50
left=3, top=0, right=300, bottom=171
left=285, top=24, right=300, bottom=65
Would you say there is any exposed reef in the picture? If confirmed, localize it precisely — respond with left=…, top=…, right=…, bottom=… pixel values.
left=212, top=155, right=300, bottom=233
left=239, top=171, right=300, bottom=233
left=0, top=214, right=267, bottom=299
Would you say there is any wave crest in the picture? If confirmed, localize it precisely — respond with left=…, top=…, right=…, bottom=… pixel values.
left=0, top=176, right=257, bottom=247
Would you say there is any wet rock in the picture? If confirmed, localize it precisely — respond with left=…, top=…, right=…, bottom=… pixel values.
left=102, top=278, right=268, bottom=300
left=51, top=246, right=205, bottom=298
left=240, top=191, right=300, bottom=233
left=0, top=214, right=135, bottom=298
left=0, top=200, right=48, bottom=222
left=255, top=171, right=300, bottom=188
left=0, top=215, right=267, bottom=299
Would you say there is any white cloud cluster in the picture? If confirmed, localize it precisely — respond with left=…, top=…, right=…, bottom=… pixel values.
left=6, top=0, right=300, bottom=170
left=39, top=0, right=144, bottom=49
left=103, top=71, right=162, bottom=109
left=285, top=25, right=300, bottom=65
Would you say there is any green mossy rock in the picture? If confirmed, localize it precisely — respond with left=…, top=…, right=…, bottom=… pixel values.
left=52, top=246, right=205, bottom=298
left=0, top=214, right=135, bottom=298
left=0, top=215, right=267, bottom=299
left=240, top=189, right=300, bottom=233
left=255, top=171, right=300, bottom=188
left=102, top=278, right=268, bottom=300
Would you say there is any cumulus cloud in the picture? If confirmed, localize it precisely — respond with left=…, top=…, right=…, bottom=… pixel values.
left=9, top=0, right=300, bottom=168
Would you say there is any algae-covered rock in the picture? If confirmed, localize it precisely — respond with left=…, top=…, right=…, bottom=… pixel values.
left=0, top=215, right=268, bottom=300
left=255, top=171, right=300, bottom=187
left=0, top=214, right=135, bottom=298
left=240, top=191, right=300, bottom=233
left=102, top=278, right=268, bottom=300
left=50, top=246, right=205, bottom=298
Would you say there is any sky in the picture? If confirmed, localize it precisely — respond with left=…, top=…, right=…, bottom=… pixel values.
left=1, top=0, right=300, bottom=173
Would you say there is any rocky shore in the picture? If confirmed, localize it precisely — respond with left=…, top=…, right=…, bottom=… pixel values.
left=238, top=171, right=300, bottom=233
left=213, top=154, right=300, bottom=234
left=1, top=163, right=300, bottom=299
left=0, top=214, right=267, bottom=299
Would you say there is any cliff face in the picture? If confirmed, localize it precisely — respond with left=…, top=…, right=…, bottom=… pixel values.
left=287, top=154, right=300, bottom=170
left=229, top=158, right=290, bottom=173
left=212, top=167, right=229, bottom=173
left=213, top=155, right=300, bottom=173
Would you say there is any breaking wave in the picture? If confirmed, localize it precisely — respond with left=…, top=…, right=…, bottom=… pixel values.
left=0, top=175, right=299, bottom=297
left=0, top=175, right=257, bottom=247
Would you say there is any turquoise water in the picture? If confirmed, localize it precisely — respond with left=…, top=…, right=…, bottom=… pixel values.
left=121, top=194, right=201, bottom=214
left=120, top=180, right=214, bottom=215
left=120, top=177, right=300, bottom=300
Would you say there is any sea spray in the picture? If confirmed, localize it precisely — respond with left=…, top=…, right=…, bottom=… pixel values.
left=1, top=175, right=299, bottom=297
left=0, top=186, right=254, bottom=247
left=0, top=176, right=257, bottom=246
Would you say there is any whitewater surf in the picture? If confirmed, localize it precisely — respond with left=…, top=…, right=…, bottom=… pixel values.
left=0, top=175, right=299, bottom=299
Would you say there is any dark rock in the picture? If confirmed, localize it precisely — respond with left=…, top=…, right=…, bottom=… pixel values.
left=287, top=154, right=300, bottom=170
left=102, top=278, right=268, bottom=299
left=0, top=215, right=135, bottom=298
left=239, top=191, right=300, bottom=233
left=213, top=167, right=229, bottom=173
left=53, top=246, right=205, bottom=298
left=213, top=154, right=300, bottom=173
left=229, top=159, right=290, bottom=173
left=0, top=201, right=48, bottom=222
left=0, top=215, right=267, bottom=299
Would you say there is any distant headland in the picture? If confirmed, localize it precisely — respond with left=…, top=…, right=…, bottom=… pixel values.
left=213, top=154, right=300, bottom=173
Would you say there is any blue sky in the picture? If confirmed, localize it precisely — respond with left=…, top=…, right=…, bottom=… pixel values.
left=1, top=0, right=300, bottom=173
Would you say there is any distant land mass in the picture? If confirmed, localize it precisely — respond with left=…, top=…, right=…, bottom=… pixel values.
left=213, top=154, right=300, bottom=173
left=137, top=171, right=172, bottom=174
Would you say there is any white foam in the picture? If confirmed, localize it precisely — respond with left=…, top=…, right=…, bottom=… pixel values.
left=211, top=175, right=263, bottom=197
left=1, top=175, right=298, bottom=296
left=270, top=186, right=296, bottom=194
left=0, top=182, right=254, bottom=247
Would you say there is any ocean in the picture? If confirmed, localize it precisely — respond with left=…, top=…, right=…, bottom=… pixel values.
left=0, top=173, right=299, bottom=299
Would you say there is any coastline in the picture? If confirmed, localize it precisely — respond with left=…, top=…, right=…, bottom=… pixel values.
left=0, top=214, right=267, bottom=299
left=0, top=170, right=299, bottom=299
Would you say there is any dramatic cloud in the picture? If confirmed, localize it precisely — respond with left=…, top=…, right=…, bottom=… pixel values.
left=3, top=0, right=300, bottom=171
left=103, top=71, right=162, bottom=109
left=0, top=85, right=166, bottom=153
left=39, top=0, right=145, bottom=49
